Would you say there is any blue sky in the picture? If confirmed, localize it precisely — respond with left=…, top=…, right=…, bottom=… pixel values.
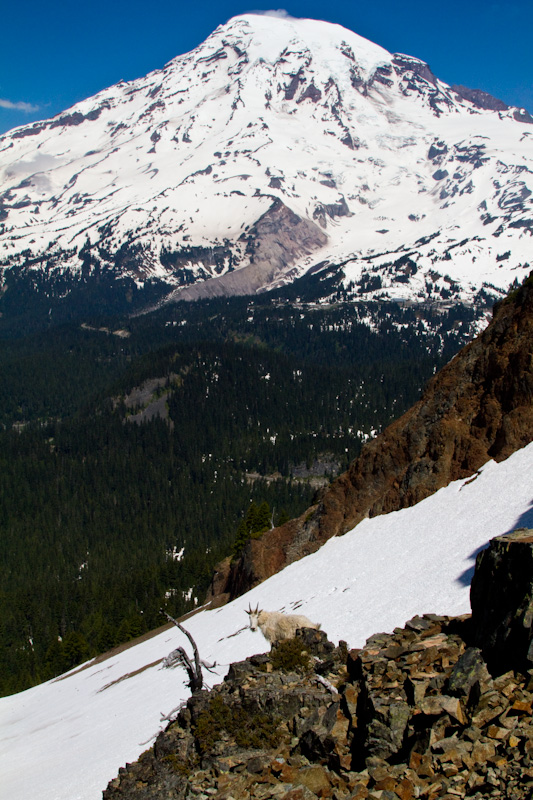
left=0, top=0, right=531, bottom=134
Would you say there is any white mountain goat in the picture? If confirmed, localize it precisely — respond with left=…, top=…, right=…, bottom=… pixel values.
left=246, top=604, right=321, bottom=645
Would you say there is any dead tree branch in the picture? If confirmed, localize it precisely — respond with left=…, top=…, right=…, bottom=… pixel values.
left=315, top=673, right=339, bottom=694
left=161, top=611, right=216, bottom=692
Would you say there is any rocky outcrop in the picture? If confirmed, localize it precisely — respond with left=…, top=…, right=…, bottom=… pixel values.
left=210, top=276, right=533, bottom=601
left=104, top=533, right=533, bottom=799
left=451, top=85, right=509, bottom=112
left=471, top=528, right=533, bottom=677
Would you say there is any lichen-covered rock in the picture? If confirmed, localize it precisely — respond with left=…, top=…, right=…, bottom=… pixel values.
left=446, top=646, right=493, bottom=703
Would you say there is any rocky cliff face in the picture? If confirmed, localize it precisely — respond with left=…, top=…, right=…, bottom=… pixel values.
left=211, top=276, right=533, bottom=602
left=471, top=529, right=533, bottom=677
left=104, top=532, right=533, bottom=800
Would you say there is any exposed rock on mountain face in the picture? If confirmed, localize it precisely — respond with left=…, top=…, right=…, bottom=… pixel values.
left=451, top=84, right=511, bottom=113
left=212, top=277, right=533, bottom=601
left=1, top=14, right=532, bottom=316
left=168, top=199, right=328, bottom=300
left=105, top=533, right=533, bottom=800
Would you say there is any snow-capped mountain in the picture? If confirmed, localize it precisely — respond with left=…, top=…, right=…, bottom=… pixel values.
left=2, top=440, right=533, bottom=800
left=1, top=13, right=532, bottom=311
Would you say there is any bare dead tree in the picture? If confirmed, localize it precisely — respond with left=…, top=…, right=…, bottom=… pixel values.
left=161, top=610, right=216, bottom=693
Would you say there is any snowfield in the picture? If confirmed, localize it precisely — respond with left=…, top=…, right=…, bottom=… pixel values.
left=2, top=441, right=533, bottom=800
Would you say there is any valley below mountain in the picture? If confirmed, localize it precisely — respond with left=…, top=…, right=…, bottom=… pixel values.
left=1, top=291, right=473, bottom=696
left=1, top=13, right=533, bottom=799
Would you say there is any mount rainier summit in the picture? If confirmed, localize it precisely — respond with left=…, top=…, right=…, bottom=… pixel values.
left=1, top=13, right=532, bottom=314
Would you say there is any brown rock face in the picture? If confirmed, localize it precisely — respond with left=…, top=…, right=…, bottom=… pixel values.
left=210, top=276, right=533, bottom=601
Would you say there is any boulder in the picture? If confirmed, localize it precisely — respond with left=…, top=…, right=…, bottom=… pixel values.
left=471, top=528, right=533, bottom=675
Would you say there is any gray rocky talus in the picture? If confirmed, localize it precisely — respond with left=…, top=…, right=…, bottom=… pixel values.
left=105, top=531, right=533, bottom=800
left=165, top=199, right=328, bottom=301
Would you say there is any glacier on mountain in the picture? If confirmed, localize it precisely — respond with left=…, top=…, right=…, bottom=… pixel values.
left=0, top=13, right=532, bottom=307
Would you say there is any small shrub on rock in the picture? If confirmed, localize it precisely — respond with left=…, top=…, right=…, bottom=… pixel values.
left=270, top=638, right=311, bottom=672
left=193, top=694, right=281, bottom=754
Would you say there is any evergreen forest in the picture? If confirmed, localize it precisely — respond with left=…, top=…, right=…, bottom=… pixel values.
left=0, top=286, right=485, bottom=695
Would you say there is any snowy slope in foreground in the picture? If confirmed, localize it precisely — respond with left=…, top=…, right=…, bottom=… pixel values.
left=2, top=442, right=533, bottom=800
